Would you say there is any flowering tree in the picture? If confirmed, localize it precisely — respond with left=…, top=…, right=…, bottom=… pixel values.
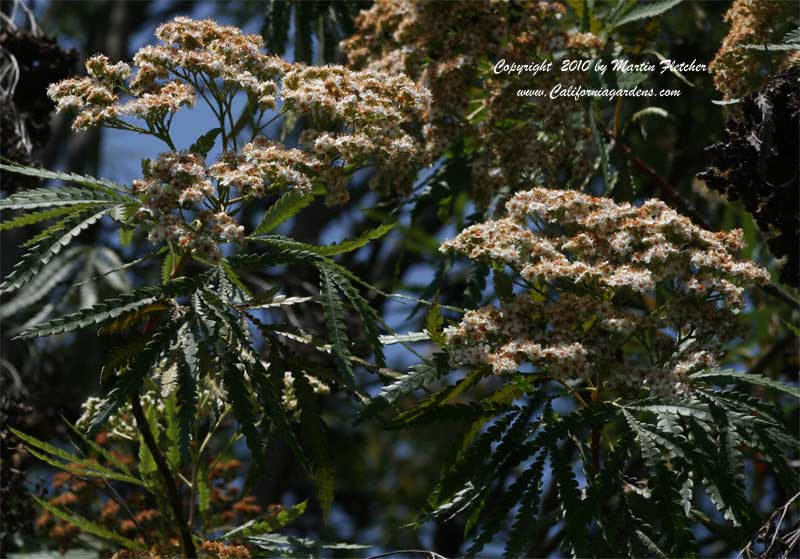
left=3, top=17, right=428, bottom=558
left=2, top=2, right=799, bottom=558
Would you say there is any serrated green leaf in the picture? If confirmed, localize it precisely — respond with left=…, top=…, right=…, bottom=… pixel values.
left=0, top=247, right=82, bottom=319
left=1, top=206, right=117, bottom=294
left=356, top=352, right=450, bottom=423
left=254, top=190, right=317, bottom=235
left=691, top=370, right=800, bottom=399
left=323, top=265, right=386, bottom=367
left=222, top=357, right=264, bottom=464
left=189, top=127, right=221, bottom=156
left=378, top=331, right=430, bottom=344
left=14, top=279, right=197, bottom=339
left=223, top=501, right=307, bottom=539
left=634, top=529, right=670, bottom=559
left=220, top=259, right=252, bottom=296
left=426, top=296, right=445, bottom=345
left=0, top=204, right=96, bottom=231
left=0, top=162, right=127, bottom=194
left=177, top=321, right=199, bottom=463
left=161, top=249, right=177, bottom=285
left=612, top=0, right=684, bottom=28
left=33, top=496, right=147, bottom=551
left=10, top=428, right=142, bottom=485
left=198, top=459, right=211, bottom=519
left=293, top=373, right=335, bottom=520
left=319, top=265, right=356, bottom=388
left=0, top=186, right=128, bottom=211
left=311, top=221, right=395, bottom=256
left=62, top=418, right=135, bottom=477
left=253, top=221, right=394, bottom=258
left=164, top=392, right=181, bottom=470
left=89, top=320, right=184, bottom=434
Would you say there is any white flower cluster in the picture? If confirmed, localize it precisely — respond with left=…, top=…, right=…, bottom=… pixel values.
left=208, top=136, right=322, bottom=197
left=132, top=151, right=243, bottom=263
left=441, top=188, right=772, bottom=398
left=132, top=17, right=285, bottom=107
left=285, top=65, right=431, bottom=203
left=45, top=17, right=431, bottom=262
left=47, top=17, right=430, bottom=205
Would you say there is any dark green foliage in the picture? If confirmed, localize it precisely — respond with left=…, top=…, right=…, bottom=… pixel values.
left=367, top=365, right=799, bottom=558
left=319, top=265, right=357, bottom=388
left=0, top=206, right=122, bottom=293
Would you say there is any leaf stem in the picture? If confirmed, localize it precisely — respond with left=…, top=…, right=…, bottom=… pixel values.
left=130, top=395, right=197, bottom=558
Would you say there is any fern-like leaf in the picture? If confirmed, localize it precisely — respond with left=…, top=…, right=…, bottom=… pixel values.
left=176, top=321, right=200, bottom=463
left=550, top=437, right=589, bottom=557
left=324, top=264, right=386, bottom=366
left=62, top=418, right=135, bottom=477
left=612, top=0, right=684, bottom=28
left=33, top=496, right=147, bottom=551
left=253, top=190, right=318, bottom=234
left=222, top=501, right=307, bottom=539
left=0, top=161, right=127, bottom=192
left=686, top=418, right=753, bottom=528
left=294, top=372, right=335, bottom=520
left=0, top=206, right=118, bottom=294
left=88, top=320, right=183, bottom=434
left=308, top=221, right=395, bottom=256
left=426, top=409, right=519, bottom=519
left=11, top=428, right=142, bottom=485
left=0, top=247, right=82, bottom=318
left=221, top=356, right=265, bottom=466
left=0, top=204, right=96, bottom=231
left=504, top=450, right=548, bottom=559
left=0, top=185, right=129, bottom=210
left=319, top=265, right=356, bottom=388
left=14, top=278, right=198, bottom=339
left=356, top=352, right=450, bottom=423
left=691, top=369, right=800, bottom=399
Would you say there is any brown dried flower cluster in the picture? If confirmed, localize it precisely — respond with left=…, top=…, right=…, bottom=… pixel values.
left=46, top=17, right=430, bottom=260
left=708, top=0, right=799, bottom=100
left=37, top=429, right=263, bottom=557
left=343, top=0, right=597, bottom=206
left=111, top=540, right=251, bottom=559
left=441, top=188, right=771, bottom=397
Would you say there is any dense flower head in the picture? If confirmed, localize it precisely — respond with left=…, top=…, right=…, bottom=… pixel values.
left=708, top=0, right=799, bottom=100
left=208, top=136, right=322, bottom=197
left=129, top=151, right=244, bottom=263
left=47, top=16, right=430, bottom=209
left=441, top=188, right=771, bottom=398
left=343, top=0, right=596, bottom=206
left=44, top=16, right=431, bottom=262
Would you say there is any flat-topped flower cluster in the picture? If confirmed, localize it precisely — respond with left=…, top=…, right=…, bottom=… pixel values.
left=441, top=188, right=771, bottom=397
left=47, top=17, right=430, bottom=261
